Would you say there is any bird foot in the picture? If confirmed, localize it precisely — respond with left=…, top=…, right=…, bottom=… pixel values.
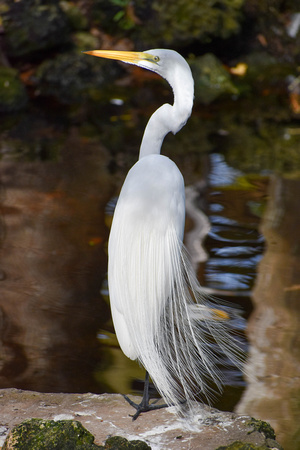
left=123, top=394, right=168, bottom=420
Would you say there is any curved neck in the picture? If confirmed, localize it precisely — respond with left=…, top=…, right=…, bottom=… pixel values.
left=139, top=70, right=194, bottom=159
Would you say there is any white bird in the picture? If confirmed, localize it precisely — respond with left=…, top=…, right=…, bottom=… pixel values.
left=85, top=49, right=243, bottom=419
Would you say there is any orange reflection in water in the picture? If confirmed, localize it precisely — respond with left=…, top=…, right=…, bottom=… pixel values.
left=0, top=133, right=113, bottom=393
left=236, top=176, right=300, bottom=450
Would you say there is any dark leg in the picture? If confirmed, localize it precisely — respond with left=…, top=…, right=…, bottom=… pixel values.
left=123, top=371, right=168, bottom=420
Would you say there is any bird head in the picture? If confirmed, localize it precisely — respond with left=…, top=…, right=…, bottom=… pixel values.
left=83, top=49, right=191, bottom=84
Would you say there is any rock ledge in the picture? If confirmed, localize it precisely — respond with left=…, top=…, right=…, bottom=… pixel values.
left=0, top=389, right=282, bottom=449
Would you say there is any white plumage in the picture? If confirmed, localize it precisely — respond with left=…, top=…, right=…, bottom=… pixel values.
left=85, top=48, right=244, bottom=415
left=108, top=154, right=185, bottom=361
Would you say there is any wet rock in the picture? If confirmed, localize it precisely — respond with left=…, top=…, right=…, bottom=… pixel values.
left=0, top=66, right=28, bottom=112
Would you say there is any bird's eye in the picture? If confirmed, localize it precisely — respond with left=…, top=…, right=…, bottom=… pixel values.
left=153, top=56, right=160, bottom=62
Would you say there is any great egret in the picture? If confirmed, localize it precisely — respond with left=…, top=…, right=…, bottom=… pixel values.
left=85, top=49, right=243, bottom=419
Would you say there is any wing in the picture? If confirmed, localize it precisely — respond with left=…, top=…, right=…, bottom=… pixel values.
left=108, top=154, right=185, bottom=360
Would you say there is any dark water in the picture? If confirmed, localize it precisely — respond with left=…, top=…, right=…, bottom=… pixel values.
left=0, top=113, right=299, bottom=450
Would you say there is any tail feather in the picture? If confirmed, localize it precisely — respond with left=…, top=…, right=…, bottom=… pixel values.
left=109, top=220, right=245, bottom=412
left=136, top=231, right=245, bottom=411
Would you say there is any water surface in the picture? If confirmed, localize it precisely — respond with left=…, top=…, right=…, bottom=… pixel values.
left=0, top=105, right=299, bottom=450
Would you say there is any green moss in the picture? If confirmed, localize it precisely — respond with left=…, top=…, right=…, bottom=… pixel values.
left=247, top=418, right=276, bottom=440
left=0, top=66, right=28, bottom=112
left=105, top=436, right=151, bottom=449
left=2, top=419, right=100, bottom=449
left=3, top=421, right=151, bottom=450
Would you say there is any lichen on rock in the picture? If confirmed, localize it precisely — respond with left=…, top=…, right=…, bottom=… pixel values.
left=2, top=418, right=100, bottom=450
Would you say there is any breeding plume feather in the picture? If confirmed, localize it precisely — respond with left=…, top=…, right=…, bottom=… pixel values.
left=85, top=48, right=244, bottom=418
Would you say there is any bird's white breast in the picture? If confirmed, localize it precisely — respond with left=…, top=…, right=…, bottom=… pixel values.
left=116, top=154, right=185, bottom=239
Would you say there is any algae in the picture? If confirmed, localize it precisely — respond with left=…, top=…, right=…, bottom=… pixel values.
left=3, top=420, right=151, bottom=450
left=2, top=419, right=100, bottom=449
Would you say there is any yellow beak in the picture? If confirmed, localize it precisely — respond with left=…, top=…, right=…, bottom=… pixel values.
left=83, top=50, right=150, bottom=64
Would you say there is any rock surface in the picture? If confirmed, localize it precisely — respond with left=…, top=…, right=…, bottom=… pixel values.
left=0, top=389, right=282, bottom=449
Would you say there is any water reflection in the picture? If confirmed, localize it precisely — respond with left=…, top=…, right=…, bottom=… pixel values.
left=0, top=122, right=298, bottom=449
left=203, top=153, right=265, bottom=297
left=236, top=175, right=300, bottom=450
left=0, top=131, right=113, bottom=392
left=209, top=153, right=242, bottom=186
left=185, top=183, right=211, bottom=270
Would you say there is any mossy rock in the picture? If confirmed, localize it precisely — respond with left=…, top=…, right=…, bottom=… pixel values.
left=247, top=418, right=276, bottom=440
left=2, top=420, right=151, bottom=450
left=2, top=419, right=100, bottom=449
left=90, top=0, right=244, bottom=47
left=104, top=436, right=151, bottom=449
left=189, top=53, right=239, bottom=104
left=0, top=66, right=28, bottom=112
left=214, top=418, right=282, bottom=450
left=34, top=52, right=121, bottom=104
left=2, top=0, right=70, bottom=58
